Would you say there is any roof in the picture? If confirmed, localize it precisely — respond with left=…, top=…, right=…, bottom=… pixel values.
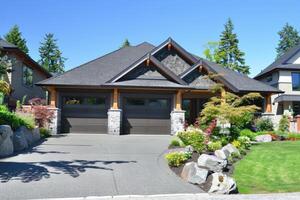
left=37, top=37, right=281, bottom=93
left=255, top=43, right=300, bottom=79
left=274, top=94, right=300, bottom=103
left=0, top=39, right=52, bottom=78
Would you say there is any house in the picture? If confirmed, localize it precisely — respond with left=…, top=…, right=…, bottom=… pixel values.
left=37, top=38, right=281, bottom=135
left=255, top=43, right=300, bottom=130
left=0, top=39, right=52, bottom=104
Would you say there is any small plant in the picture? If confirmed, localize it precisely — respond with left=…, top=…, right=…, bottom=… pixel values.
left=0, top=105, right=8, bottom=112
left=237, top=136, right=251, bottom=149
left=278, top=115, right=289, bottom=133
left=231, top=140, right=241, bottom=149
left=40, top=127, right=51, bottom=138
left=165, top=152, right=190, bottom=167
left=0, top=109, right=34, bottom=130
left=177, top=128, right=206, bottom=153
left=231, top=152, right=241, bottom=159
left=240, top=129, right=256, bottom=140
left=169, top=139, right=181, bottom=148
left=255, top=117, right=274, bottom=132
left=207, top=141, right=222, bottom=152
left=227, top=155, right=233, bottom=163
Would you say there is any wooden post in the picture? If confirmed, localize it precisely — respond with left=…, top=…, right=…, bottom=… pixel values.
left=112, top=88, right=119, bottom=109
left=48, top=87, right=57, bottom=107
left=265, top=94, right=272, bottom=113
left=175, top=90, right=182, bottom=110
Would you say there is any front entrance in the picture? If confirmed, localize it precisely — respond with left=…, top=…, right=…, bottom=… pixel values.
left=182, top=98, right=208, bottom=125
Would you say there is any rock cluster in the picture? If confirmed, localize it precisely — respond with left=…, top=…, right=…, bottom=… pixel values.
left=0, top=125, right=41, bottom=157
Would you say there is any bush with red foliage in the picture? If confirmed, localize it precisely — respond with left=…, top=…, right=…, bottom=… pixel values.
left=28, top=98, right=47, bottom=106
left=32, top=106, right=54, bottom=127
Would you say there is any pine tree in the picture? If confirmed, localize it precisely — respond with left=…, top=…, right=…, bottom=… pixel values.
left=4, top=25, right=29, bottom=54
left=216, top=19, right=249, bottom=75
left=276, top=23, right=300, bottom=58
left=120, top=39, right=130, bottom=48
left=38, top=33, right=66, bottom=73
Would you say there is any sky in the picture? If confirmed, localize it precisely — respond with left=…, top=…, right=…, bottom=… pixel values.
left=1, top=0, right=300, bottom=77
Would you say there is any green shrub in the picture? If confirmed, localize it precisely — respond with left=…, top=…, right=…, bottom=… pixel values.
left=16, top=113, right=35, bottom=129
left=177, top=129, right=206, bottom=153
left=207, top=141, right=222, bottom=152
left=255, top=118, right=273, bottom=132
left=169, top=139, right=181, bottom=148
left=165, top=152, right=190, bottom=167
left=40, top=128, right=51, bottom=138
left=237, top=136, right=251, bottom=149
left=0, top=105, right=8, bottom=112
left=0, top=110, right=34, bottom=130
left=279, top=115, right=289, bottom=133
left=231, top=151, right=241, bottom=159
left=287, top=133, right=300, bottom=140
left=232, top=140, right=241, bottom=149
left=240, top=129, right=256, bottom=140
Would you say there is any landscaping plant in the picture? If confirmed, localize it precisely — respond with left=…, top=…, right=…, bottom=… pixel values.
left=177, top=128, right=206, bottom=153
left=0, top=106, right=34, bottom=130
left=165, top=152, right=191, bottom=167
left=169, top=139, right=181, bottom=148
left=207, top=141, right=222, bottom=152
left=39, top=127, right=51, bottom=138
left=32, top=106, right=54, bottom=127
left=278, top=115, right=289, bottom=133
left=255, top=117, right=273, bottom=132
left=240, top=129, right=256, bottom=140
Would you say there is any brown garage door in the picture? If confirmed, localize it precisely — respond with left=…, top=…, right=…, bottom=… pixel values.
left=61, top=93, right=109, bottom=133
left=123, top=95, right=171, bottom=134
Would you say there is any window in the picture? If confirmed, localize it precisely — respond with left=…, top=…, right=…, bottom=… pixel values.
left=292, top=72, right=300, bottom=91
left=293, top=102, right=300, bottom=116
left=64, top=96, right=105, bottom=106
left=23, top=65, right=33, bottom=86
left=64, top=97, right=83, bottom=105
left=148, top=99, right=168, bottom=108
left=126, top=98, right=145, bottom=106
left=266, top=75, right=273, bottom=82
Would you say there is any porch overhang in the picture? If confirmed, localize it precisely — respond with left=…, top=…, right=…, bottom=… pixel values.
left=274, top=94, right=300, bottom=103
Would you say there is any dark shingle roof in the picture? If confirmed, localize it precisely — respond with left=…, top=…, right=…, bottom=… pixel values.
left=255, top=43, right=300, bottom=79
left=0, top=39, right=18, bottom=49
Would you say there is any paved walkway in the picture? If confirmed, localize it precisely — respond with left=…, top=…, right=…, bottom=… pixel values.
left=0, top=134, right=200, bottom=200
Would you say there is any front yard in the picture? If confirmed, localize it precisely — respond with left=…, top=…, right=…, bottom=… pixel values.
left=233, top=141, right=300, bottom=194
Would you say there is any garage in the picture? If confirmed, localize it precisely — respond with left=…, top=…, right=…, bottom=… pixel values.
left=60, top=93, right=109, bottom=133
left=122, top=94, right=172, bottom=134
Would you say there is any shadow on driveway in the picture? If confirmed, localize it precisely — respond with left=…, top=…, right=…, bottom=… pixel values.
left=0, top=160, right=136, bottom=183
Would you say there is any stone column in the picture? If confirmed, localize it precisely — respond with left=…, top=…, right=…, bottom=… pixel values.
left=48, top=107, right=61, bottom=135
left=170, top=110, right=185, bottom=135
left=107, top=109, right=122, bottom=135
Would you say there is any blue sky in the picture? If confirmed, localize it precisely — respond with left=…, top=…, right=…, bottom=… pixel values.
left=1, top=0, right=299, bottom=77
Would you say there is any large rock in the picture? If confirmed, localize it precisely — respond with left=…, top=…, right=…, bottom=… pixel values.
left=222, top=144, right=239, bottom=157
left=208, top=172, right=237, bottom=194
left=214, top=149, right=227, bottom=160
left=0, top=125, right=14, bottom=157
left=13, top=127, right=28, bottom=151
left=181, top=162, right=208, bottom=184
left=20, top=126, right=34, bottom=146
left=255, top=134, right=272, bottom=143
left=32, top=128, right=41, bottom=143
left=197, top=154, right=227, bottom=172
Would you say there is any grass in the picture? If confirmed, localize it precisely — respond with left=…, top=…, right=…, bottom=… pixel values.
left=233, top=141, right=300, bottom=194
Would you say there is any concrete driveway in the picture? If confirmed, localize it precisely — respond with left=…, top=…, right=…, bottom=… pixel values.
left=0, top=134, right=200, bottom=200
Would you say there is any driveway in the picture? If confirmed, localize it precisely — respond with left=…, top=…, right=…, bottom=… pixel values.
left=0, top=134, right=200, bottom=200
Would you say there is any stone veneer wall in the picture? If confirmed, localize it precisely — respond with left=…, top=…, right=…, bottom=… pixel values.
left=170, top=110, right=185, bottom=135
left=48, top=107, right=61, bottom=135
left=107, top=109, right=122, bottom=135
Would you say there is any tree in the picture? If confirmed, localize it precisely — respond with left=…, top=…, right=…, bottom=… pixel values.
left=4, top=25, right=29, bottom=54
left=215, top=18, right=250, bottom=75
left=203, top=41, right=220, bottom=62
left=276, top=23, right=300, bottom=58
left=120, top=39, right=130, bottom=48
left=38, top=33, right=66, bottom=73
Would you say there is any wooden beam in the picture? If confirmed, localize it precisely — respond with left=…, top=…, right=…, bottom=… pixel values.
left=265, top=94, right=272, bottom=113
left=112, top=88, right=119, bottom=109
left=48, top=87, right=57, bottom=107
left=175, top=90, right=182, bottom=110
left=146, top=59, right=150, bottom=66
left=168, top=43, right=172, bottom=51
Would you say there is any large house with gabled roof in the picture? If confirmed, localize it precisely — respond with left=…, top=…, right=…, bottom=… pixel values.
left=37, top=37, right=281, bottom=135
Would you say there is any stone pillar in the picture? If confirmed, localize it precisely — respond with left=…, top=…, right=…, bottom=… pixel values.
left=170, top=110, right=185, bottom=135
left=296, top=115, right=300, bottom=133
left=108, top=109, right=122, bottom=135
left=48, top=107, right=61, bottom=135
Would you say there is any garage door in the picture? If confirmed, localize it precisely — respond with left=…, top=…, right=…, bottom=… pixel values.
left=61, top=93, right=109, bottom=133
left=123, top=96, right=171, bottom=134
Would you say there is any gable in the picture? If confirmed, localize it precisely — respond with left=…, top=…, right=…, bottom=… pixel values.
left=286, top=50, right=300, bottom=64
left=153, top=46, right=193, bottom=75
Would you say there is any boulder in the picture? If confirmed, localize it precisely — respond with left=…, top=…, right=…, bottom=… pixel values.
left=0, top=125, right=14, bottom=157
left=184, top=145, right=194, bottom=153
left=222, top=144, right=239, bottom=157
left=208, top=172, right=237, bottom=194
left=13, top=127, right=28, bottom=151
left=181, top=162, right=208, bottom=184
left=255, top=134, right=272, bottom=143
left=32, top=128, right=41, bottom=143
left=20, top=126, right=34, bottom=146
left=197, top=154, right=227, bottom=172
left=214, top=149, right=227, bottom=160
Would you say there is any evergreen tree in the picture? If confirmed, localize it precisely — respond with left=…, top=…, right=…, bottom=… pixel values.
left=120, top=39, right=130, bottom=48
left=276, top=23, right=300, bottom=58
left=203, top=41, right=220, bottom=63
left=38, top=33, right=66, bottom=73
left=216, top=18, right=249, bottom=75
left=4, top=25, right=29, bottom=54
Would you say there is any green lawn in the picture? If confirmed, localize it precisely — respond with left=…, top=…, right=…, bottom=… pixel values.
left=233, top=141, right=300, bottom=194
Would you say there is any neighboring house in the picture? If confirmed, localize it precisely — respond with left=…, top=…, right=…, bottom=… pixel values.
left=255, top=43, right=300, bottom=130
left=37, top=37, right=281, bottom=135
left=0, top=39, right=52, bottom=103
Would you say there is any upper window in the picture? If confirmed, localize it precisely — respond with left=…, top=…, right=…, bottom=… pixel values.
left=292, top=72, right=300, bottom=91
left=23, top=65, right=33, bottom=87
left=266, top=75, right=272, bottom=82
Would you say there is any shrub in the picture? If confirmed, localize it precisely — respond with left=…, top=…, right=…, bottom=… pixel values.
left=32, top=106, right=54, bottom=127
left=207, top=141, right=222, bottom=152
left=237, top=136, right=251, bottom=149
left=255, top=118, right=273, bottom=132
left=0, top=109, right=34, bottom=130
left=287, top=133, right=300, bottom=140
left=28, top=98, right=47, bottom=106
left=169, top=139, right=181, bottom=148
left=40, top=127, right=51, bottom=138
left=278, top=115, right=289, bottom=133
left=165, top=152, right=190, bottom=167
left=177, top=129, right=206, bottom=153
left=240, top=129, right=256, bottom=140
left=231, top=140, right=241, bottom=149
left=0, top=105, right=8, bottom=112
left=16, top=113, right=35, bottom=129
left=231, top=151, right=241, bottom=159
